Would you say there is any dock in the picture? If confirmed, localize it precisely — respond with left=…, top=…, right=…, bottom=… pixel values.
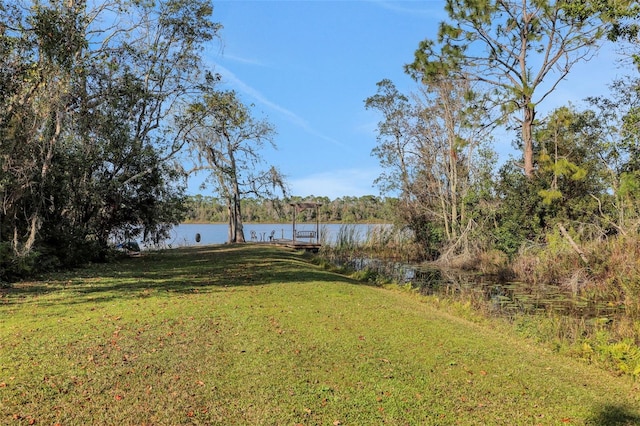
left=278, top=239, right=321, bottom=253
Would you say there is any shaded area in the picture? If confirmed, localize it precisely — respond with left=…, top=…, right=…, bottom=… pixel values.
left=587, top=405, right=640, bottom=426
left=1, top=245, right=358, bottom=306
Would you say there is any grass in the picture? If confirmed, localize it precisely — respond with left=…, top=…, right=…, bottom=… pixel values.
left=1, top=245, right=639, bottom=425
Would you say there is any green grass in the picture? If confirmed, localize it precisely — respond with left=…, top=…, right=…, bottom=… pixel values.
left=1, top=245, right=639, bottom=425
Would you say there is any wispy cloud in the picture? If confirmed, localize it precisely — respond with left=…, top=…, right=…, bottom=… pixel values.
left=213, top=63, right=305, bottom=124
left=369, top=0, right=445, bottom=17
left=289, top=168, right=380, bottom=198
left=211, top=62, right=348, bottom=149
left=222, top=54, right=266, bottom=66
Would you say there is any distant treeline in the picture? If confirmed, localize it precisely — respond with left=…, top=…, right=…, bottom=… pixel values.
left=184, top=195, right=397, bottom=223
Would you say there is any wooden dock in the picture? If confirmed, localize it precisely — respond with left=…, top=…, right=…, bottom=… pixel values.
left=278, top=240, right=321, bottom=253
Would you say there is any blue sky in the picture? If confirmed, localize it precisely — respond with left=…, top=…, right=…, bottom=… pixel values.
left=186, top=0, right=622, bottom=200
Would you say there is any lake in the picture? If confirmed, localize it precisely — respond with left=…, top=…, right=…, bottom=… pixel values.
left=154, top=223, right=384, bottom=248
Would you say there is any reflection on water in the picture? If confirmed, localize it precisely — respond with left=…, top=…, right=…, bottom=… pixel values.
left=344, top=257, right=623, bottom=320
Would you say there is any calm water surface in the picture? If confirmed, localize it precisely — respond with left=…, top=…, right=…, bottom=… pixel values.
left=158, top=223, right=380, bottom=247
left=342, top=257, right=623, bottom=320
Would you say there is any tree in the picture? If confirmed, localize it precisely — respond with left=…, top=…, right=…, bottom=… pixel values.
left=493, top=105, right=610, bottom=257
left=0, top=0, right=220, bottom=276
left=184, top=90, right=286, bottom=243
left=406, top=0, right=616, bottom=178
left=365, top=78, right=495, bottom=258
left=365, top=79, right=438, bottom=251
left=586, top=76, right=640, bottom=234
left=0, top=0, right=84, bottom=256
left=535, top=107, right=607, bottom=231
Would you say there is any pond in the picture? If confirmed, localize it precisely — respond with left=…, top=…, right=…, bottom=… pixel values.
left=343, top=257, right=623, bottom=321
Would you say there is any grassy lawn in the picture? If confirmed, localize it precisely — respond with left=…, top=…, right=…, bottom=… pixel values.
left=1, top=245, right=639, bottom=425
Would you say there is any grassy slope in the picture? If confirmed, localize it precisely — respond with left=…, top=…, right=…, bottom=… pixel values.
left=1, top=245, right=639, bottom=425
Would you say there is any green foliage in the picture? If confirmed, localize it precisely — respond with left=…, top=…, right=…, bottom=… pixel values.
left=349, top=267, right=380, bottom=284
left=29, top=4, right=86, bottom=70
left=492, top=162, right=547, bottom=256
left=618, top=171, right=640, bottom=199
left=0, top=242, right=37, bottom=282
left=538, top=188, right=563, bottom=205
left=598, top=339, right=640, bottom=378
left=0, top=0, right=220, bottom=278
left=490, top=106, right=610, bottom=261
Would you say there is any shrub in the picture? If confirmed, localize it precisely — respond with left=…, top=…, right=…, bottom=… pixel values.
left=0, top=242, right=38, bottom=282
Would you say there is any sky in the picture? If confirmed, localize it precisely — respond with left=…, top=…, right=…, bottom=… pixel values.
left=186, top=0, right=625, bottom=200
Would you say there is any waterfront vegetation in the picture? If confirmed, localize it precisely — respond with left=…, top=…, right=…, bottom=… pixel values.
left=1, top=245, right=639, bottom=425
left=319, top=225, right=640, bottom=380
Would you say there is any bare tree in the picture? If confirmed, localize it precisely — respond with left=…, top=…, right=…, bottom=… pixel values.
left=184, top=90, right=286, bottom=243
left=366, top=78, right=495, bottom=257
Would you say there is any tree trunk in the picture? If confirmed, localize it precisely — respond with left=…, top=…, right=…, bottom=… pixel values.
left=227, top=198, right=235, bottom=243
left=523, top=101, right=535, bottom=178
left=232, top=192, right=245, bottom=243
left=558, top=223, right=588, bottom=264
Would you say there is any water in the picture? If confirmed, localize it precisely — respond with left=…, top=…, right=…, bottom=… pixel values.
left=342, top=257, right=623, bottom=320
left=153, top=223, right=382, bottom=248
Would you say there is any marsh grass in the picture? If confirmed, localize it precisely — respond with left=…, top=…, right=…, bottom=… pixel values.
left=1, top=245, right=639, bottom=425
left=323, top=224, right=423, bottom=264
left=506, top=235, right=640, bottom=377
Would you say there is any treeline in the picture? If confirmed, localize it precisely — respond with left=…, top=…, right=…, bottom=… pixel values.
left=183, top=195, right=397, bottom=223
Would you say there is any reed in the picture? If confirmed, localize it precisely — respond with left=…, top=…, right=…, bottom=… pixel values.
left=321, top=224, right=423, bottom=262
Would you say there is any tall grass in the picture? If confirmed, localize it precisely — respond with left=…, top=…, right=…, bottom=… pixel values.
left=322, top=224, right=423, bottom=262
left=320, top=224, right=640, bottom=379
left=491, top=233, right=640, bottom=378
left=511, top=234, right=640, bottom=319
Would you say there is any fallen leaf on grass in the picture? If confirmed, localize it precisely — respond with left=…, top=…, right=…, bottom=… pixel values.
left=114, top=394, right=124, bottom=401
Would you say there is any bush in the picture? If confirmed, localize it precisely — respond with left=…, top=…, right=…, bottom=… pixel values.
left=588, top=236, right=640, bottom=317
left=0, top=242, right=38, bottom=282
